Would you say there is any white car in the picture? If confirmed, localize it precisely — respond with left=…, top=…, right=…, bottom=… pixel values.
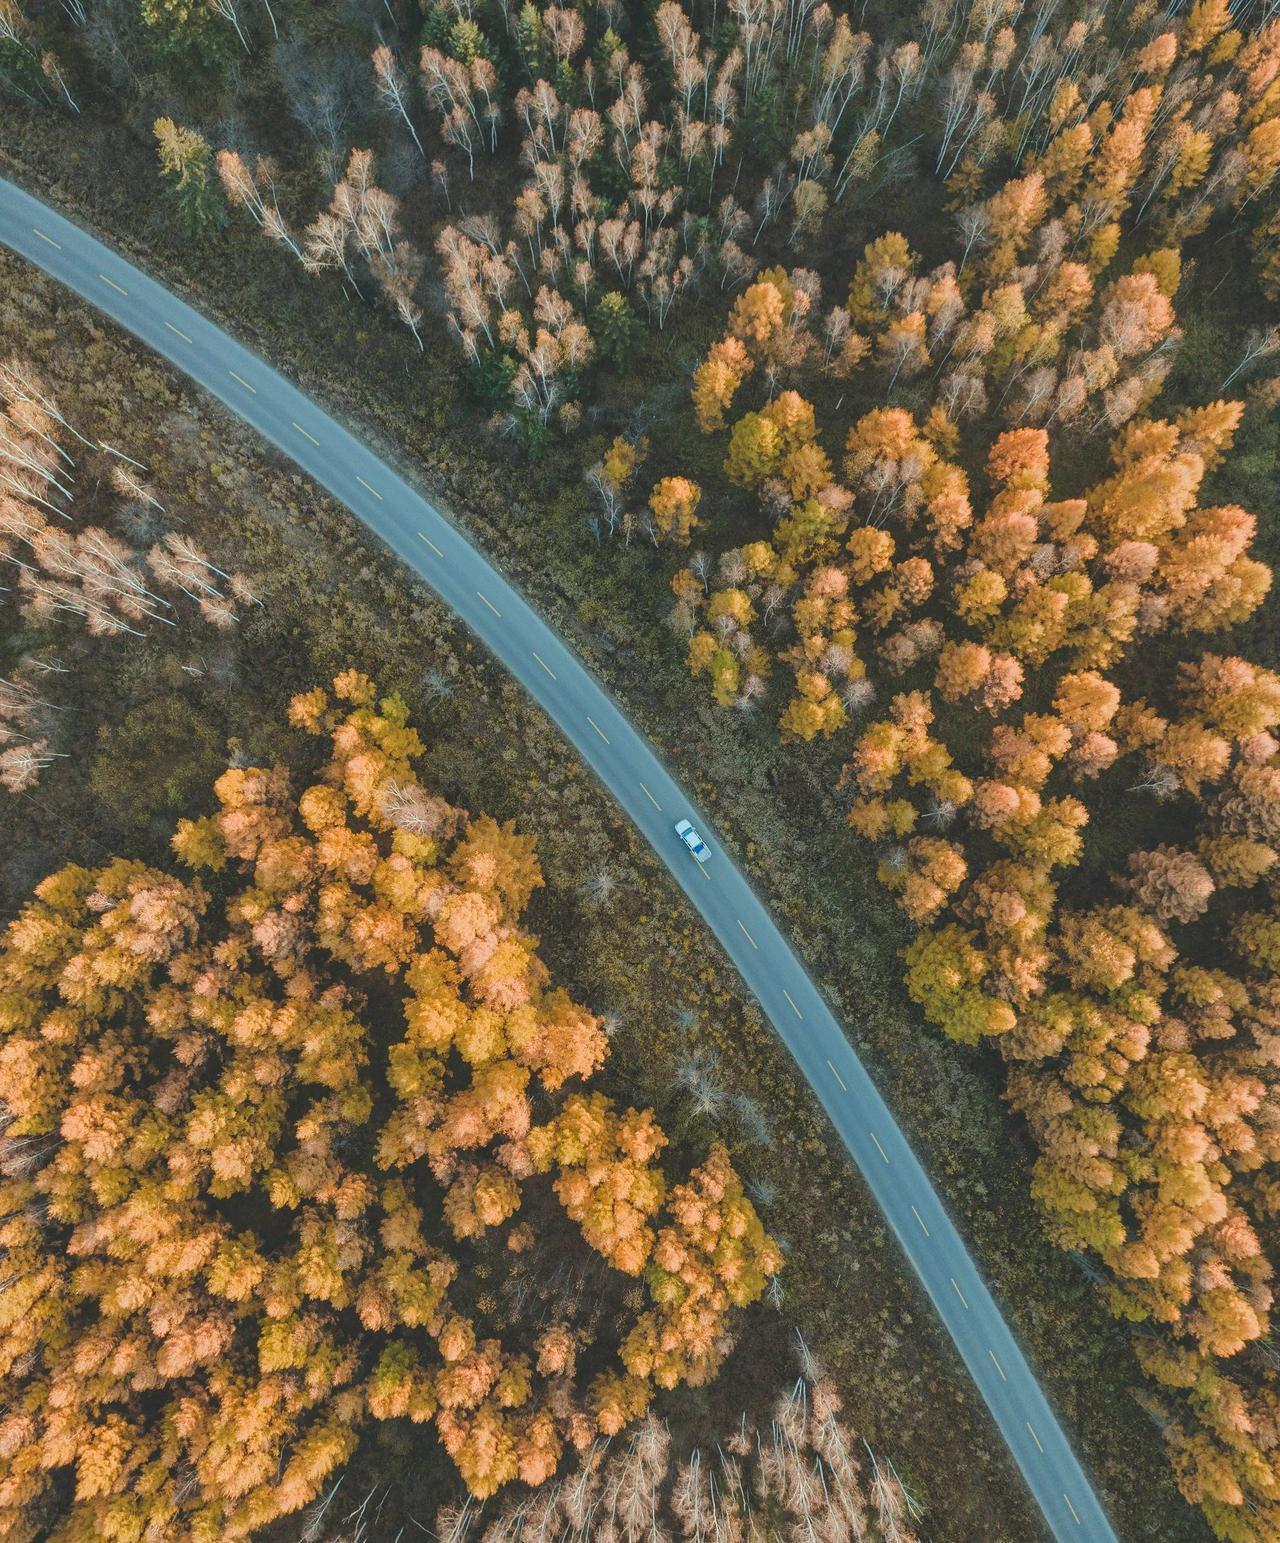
left=675, top=818, right=710, bottom=863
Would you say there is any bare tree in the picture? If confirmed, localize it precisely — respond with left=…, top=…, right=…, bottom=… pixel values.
left=217, top=150, right=303, bottom=260
left=372, top=44, right=424, bottom=155
left=209, top=0, right=250, bottom=52
left=1219, top=326, right=1280, bottom=392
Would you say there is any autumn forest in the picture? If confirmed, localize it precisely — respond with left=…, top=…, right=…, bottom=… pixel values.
left=2, top=0, right=1280, bottom=1540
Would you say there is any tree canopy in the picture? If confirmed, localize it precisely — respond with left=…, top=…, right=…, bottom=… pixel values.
left=0, top=672, right=779, bottom=1540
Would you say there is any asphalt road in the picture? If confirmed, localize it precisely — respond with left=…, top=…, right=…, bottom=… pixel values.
left=0, top=176, right=1119, bottom=1543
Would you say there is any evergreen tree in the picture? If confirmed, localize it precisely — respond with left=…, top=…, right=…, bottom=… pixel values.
left=154, top=118, right=227, bottom=237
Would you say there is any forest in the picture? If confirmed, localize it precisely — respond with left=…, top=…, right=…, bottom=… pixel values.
left=0, top=259, right=958, bottom=1540
left=2, top=0, right=1280, bottom=1539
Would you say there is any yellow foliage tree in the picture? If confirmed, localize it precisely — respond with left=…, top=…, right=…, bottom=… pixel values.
left=0, top=677, right=778, bottom=1537
left=649, top=475, right=702, bottom=543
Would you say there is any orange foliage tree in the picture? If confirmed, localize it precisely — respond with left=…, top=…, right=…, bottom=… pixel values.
left=0, top=673, right=778, bottom=1539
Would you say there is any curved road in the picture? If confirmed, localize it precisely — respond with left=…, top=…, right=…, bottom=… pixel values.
left=0, top=177, right=1116, bottom=1543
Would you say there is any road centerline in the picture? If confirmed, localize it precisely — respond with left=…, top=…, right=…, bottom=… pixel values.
left=826, top=1059, right=847, bottom=1092
left=736, top=918, right=757, bottom=949
left=164, top=320, right=192, bottom=343
left=228, top=369, right=256, bottom=394
left=33, top=227, right=61, bottom=248
left=356, top=475, right=383, bottom=500
left=99, top=272, right=127, bottom=295
left=639, top=781, right=661, bottom=811
left=292, top=421, right=321, bottom=447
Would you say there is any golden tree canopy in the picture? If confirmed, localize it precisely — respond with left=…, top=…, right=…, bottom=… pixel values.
left=0, top=675, right=777, bottom=1540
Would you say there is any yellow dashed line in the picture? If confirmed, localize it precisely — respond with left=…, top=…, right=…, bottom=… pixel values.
left=164, top=320, right=192, bottom=344
left=951, top=1277, right=970, bottom=1310
left=356, top=475, right=383, bottom=500
left=639, top=781, right=661, bottom=811
left=737, top=919, right=757, bottom=950
left=911, top=1204, right=930, bottom=1237
left=292, top=421, right=320, bottom=446
left=988, top=1349, right=1007, bottom=1382
left=1027, top=1422, right=1044, bottom=1453
left=826, top=1059, right=847, bottom=1091
left=586, top=715, right=609, bottom=744
left=869, top=1131, right=889, bottom=1163
left=99, top=273, right=127, bottom=295
left=418, top=532, right=443, bottom=557
left=1063, top=1493, right=1081, bottom=1526
left=782, top=989, right=803, bottom=1019
left=229, top=369, right=256, bottom=394
left=33, top=228, right=61, bottom=249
